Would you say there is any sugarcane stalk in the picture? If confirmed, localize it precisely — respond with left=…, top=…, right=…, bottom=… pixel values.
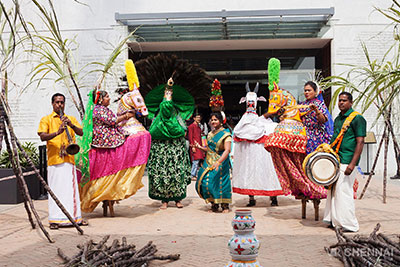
left=65, top=56, right=84, bottom=120
left=4, top=119, right=54, bottom=243
left=2, top=122, right=35, bottom=229
left=57, top=248, right=71, bottom=263
left=95, top=235, right=110, bottom=249
left=383, top=108, right=391, bottom=203
left=15, top=139, right=83, bottom=235
left=359, top=125, right=386, bottom=199
left=377, top=93, right=400, bottom=179
left=369, top=223, right=381, bottom=239
left=115, top=254, right=180, bottom=267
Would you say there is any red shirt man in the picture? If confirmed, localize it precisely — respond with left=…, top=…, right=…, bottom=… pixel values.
left=187, top=114, right=205, bottom=178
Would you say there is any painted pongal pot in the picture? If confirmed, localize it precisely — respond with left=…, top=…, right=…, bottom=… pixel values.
left=226, top=209, right=262, bottom=267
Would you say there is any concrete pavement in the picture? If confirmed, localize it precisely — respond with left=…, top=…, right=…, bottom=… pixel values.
left=0, top=175, right=399, bottom=266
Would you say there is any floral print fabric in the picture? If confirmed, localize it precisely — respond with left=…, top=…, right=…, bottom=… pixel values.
left=148, top=137, right=191, bottom=202
left=299, top=99, right=332, bottom=154
left=92, top=105, right=125, bottom=148
left=269, top=147, right=327, bottom=199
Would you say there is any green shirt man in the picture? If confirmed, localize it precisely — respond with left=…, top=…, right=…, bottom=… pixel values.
left=330, top=93, right=366, bottom=175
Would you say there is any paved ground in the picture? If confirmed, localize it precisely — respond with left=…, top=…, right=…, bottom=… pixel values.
left=0, top=174, right=399, bottom=267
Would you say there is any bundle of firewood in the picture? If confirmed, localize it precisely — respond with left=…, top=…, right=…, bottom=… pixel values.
left=57, top=235, right=180, bottom=267
left=325, top=223, right=400, bottom=266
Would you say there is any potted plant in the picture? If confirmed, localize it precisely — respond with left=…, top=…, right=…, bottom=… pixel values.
left=0, top=142, right=41, bottom=204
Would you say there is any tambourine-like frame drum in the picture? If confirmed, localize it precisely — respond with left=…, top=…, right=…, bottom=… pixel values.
left=304, top=152, right=340, bottom=186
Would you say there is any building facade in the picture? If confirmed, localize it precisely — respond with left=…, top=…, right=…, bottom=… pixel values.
left=6, top=0, right=396, bottom=176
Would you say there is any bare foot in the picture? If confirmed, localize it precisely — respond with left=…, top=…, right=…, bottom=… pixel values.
left=160, top=202, right=168, bottom=210
left=175, top=201, right=183, bottom=208
left=222, top=209, right=230, bottom=213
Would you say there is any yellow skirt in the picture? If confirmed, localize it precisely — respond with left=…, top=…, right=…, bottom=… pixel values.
left=80, top=164, right=145, bottom=213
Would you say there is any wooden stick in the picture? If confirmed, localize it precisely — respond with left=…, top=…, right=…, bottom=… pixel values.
left=15, top=138, right=84, bottom=235
left=0, top=170, right=36, bottom=182
left=57, top=248, right=71, bottom=263
left=383, top=111, right=390, bottom=203
left=95, top=235, right=110, bottom=249
left=4, top=120, right=54, bottom=243
left=2, top=124, right=35, bottom=229
left=369, top=223, right=381, bottom=239
left=3, top=127, right=33, bottom=227
left=359, top=126, right=386, bottom=199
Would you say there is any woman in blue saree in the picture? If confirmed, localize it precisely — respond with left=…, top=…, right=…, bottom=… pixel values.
left=194, top=112, right=232, bottom=213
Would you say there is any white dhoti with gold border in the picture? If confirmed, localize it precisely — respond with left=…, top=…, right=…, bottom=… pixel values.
left=47, top=162, right=82, bottom=225
left=323, top=164, right=359, bottom=232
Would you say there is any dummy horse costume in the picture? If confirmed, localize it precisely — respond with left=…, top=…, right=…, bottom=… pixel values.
left=264, top=58, right=327, bottom=220
left=232, top=82, right=283, bottom=201
left=79, top=60, right=151, bottom=216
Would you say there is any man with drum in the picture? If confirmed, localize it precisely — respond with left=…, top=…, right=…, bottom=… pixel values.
left=323, top=92, right=366, bottom=232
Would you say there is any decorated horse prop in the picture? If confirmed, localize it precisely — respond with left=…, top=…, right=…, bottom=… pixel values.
left=116, top=60, right=149, bottom=136
left=264, top=79, right=307, bottom=153
left=264, top=58, right=327, bottom=219
left=78, top=59, right=151, bottom=216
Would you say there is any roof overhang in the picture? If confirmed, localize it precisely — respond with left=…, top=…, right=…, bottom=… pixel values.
left=115, top=8, right=334, bottom=42
left=127, top=38, right=332, bottom=52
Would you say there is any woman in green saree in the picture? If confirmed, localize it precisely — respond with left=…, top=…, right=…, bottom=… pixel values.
left=195, top=112, right=232, bottom=213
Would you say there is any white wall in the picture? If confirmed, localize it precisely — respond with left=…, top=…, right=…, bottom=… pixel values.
left=3, top=0, right=397, bottom=175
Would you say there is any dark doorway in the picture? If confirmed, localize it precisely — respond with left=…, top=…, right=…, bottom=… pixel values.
left=130, top=42, right=331, bottom=123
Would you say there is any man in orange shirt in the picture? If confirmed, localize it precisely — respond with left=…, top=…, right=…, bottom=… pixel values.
left=37, top=93, right=86, bottom=229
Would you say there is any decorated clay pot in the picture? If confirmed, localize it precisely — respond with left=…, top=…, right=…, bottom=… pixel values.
left=226, top=209, right=262, bottom=267
left=231, top=209, right=256, bottom=232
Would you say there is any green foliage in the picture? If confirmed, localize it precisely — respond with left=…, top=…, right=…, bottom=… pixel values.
left=268, top=58, right=280, bottom=91
left=323, top=0, right=400, bottom=125
left=0, top=142, right=39, bottom=169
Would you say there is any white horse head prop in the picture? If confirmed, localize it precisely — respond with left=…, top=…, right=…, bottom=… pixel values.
left=117, top=86, right=148, bottom=136
left=239, top=82, right=266, bottom=113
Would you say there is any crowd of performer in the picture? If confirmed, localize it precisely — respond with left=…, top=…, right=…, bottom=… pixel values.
left=37, top=57, right=366, bottom=233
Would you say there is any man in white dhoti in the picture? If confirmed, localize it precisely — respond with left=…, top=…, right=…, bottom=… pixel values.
left=38, top=93, right=87, bottom=229
left=323, top=92, right=366, bottom=232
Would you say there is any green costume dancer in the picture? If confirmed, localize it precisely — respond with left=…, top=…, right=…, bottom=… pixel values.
left=146, top=78, right=194, bottom=209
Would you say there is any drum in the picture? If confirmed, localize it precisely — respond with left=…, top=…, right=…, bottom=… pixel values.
left=303, top=151, right=340, bottom=186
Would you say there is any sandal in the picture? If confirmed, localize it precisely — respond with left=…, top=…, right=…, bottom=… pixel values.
left=211, top=203, right=219, bottom=212
left=221, top=203, right=230, bottom=213
left=80, top=220, right=89, bottom=226
left=270, top=196, right=278, bottom=206
left=246, top=199, right=256, bottom=207
left=49, top=223, right=59, bottom=230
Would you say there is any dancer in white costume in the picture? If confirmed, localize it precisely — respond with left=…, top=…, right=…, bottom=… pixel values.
left=232, top=83, right=283, bottom=206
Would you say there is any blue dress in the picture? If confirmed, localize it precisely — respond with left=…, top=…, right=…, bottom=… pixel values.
left=196, top=128, right=232, bottom=204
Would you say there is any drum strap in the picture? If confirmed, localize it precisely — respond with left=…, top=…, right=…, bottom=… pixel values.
left=330, top=111, right=361, bottom=154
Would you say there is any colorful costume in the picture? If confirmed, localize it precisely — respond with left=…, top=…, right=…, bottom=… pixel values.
left=134, top=54, right=211, bottom=204
left=232, top=83, right=283, bottom=196
left=146, top=81, right=193, bottom=202
left=78, top=60, right=151, bottom=213
left=299, top=97, right=333, bottom=154
left=264, top=58, right=327, bottom=199
left=196, top=127, right=232, bottom=204
left=38, top=112, right=83, bottom=225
